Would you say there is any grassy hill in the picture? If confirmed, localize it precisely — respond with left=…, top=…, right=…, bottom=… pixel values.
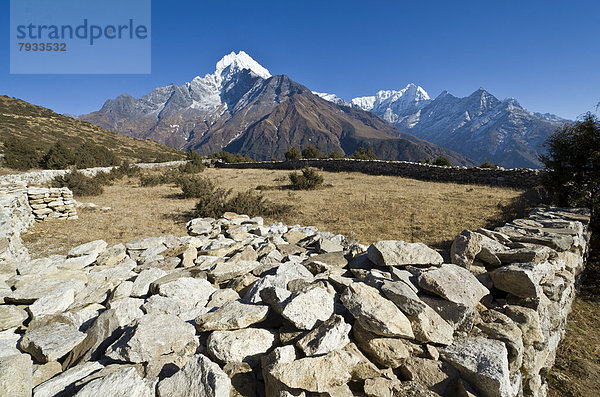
left=0, top=95, right=184, bottom=169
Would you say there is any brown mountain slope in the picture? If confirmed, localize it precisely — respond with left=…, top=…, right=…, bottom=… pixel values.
left=220, top=76, right=473, bottom=164
left=0, top=95, right=184, bottom=163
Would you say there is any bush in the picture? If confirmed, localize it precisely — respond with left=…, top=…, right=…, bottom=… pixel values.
left=177, top=176, right=222, bottom=199
left=109, top=161, right=141, bottom=178
left=329, top=151, right=344, bottom=159
left=3, top=137, right=41, bottom=170
left=301, top=145, right=323, bottom=159
left=41, top=141, right=120, bottom=170
left=140, top=174, right=164, bottom=187
left=289, top=167, right=324, bottom=190
left=42, top=141, right=75, bottom=169
left=351, top=145, right=378, bottom=160
left=51, top=170, right=104, bottom=196
left=186, top=176, right=289, bottom=218
left=180, top=149, right=206, bottom=173
left=284, top=147, right=301, bottom=161
left=433, top=156, right=453, bottom=166
left=225, top=190, right=290, bottom=217
left=153, top=152, right=178, bottom=163
left=74, top=142, right=120, bottom=168
left=179, top=161, right=205, bottom=174
left=540, top=113, right=600, bottom=227
left=479, top=159, right=498, bottom=169
left=207, top=151, right=254, bottom=163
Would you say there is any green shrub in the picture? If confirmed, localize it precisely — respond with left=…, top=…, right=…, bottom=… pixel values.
left=42, top=141, right=75, bottom=169
left=177, top=176, right=222, bottom=199
left=74, top=142, right=120, bottom=168
left=225, top=190, right=290, bottom=217
left=188, top=177, right=289, bottom=218
left=301, top=145, right=324, bottom=159
left=3, top=137, right=41, bottom=170
left=189, top=177, right=230, bottom=217
left=109, top=161, right=141, bottom=179
left=179, top=149, right=206, bottom=173
left=351, top=145, right=378, bottom=160
left=418, top=158, right=432, bottom=165
left=329, top=151, right=344, bottom=159
left=284, top=147, right=301, bottom=161
left=51, top=170, right=104, bottom=196
left=207, top=151, right=254, bottom=163
left=289, top=167, right=324, bottom=190
left=433, top=156, right=453, bottom=167
left=153, top=152, right=178, bottom=163
left=540, top=113, right=600, bottom=228
left=140, top=174, right=164, bottom=187
left=479, top=159, right=498, bottom=169
left=179, top=162, right=205, bottom=174
left=40, top=141, right=121, bottom=170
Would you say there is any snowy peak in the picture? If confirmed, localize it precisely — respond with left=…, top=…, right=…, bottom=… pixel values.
left=348, top=83, right=431, bottom=124
left=214, top=51, right=271, bottom=81
left=351, top=83, right=430, bottom=112
left=312, top=92, right=351, bottom=107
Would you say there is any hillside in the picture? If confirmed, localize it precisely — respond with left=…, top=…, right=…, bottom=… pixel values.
left=0, top=95, right=184, bottom=165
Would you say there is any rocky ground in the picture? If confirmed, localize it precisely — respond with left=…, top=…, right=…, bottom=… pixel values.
left=0, top=206, right=590, bottom=396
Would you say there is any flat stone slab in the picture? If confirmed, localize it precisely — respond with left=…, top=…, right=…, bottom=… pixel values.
left=20, top=322, right=86, bottom=363
left=368, top=240, right=443, bottom=267
left=156, top=354, right=232, bottom=397
left=418, top=264, right=489, bottom=307
left=73, top=366, right=157, bottom=397
left=207, top=328, right=278, bottom=366
left=341, top=282, right=414, bottom=338
left=0, top=305, right=28, bottom=331
left=106, top=314, right=198, bottom=364
left=195, top=300, right=269, bottom=331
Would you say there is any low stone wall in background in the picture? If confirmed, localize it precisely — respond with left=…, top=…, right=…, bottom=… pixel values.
left=0, top=160, right=187, bottom=186
left=216, top=159, right=545, bottom=188
left=27, top=187, right=77, bottom=221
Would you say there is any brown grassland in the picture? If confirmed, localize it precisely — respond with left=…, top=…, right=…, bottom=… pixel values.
left=20, top=167, right=598, bottom=396
left=22, top=167, right=527, bottom=255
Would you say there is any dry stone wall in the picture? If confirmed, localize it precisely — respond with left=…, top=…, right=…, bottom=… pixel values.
left=0, top=160, right=187, bottom=186
left=0, top=203, right=590, bottom=396
left=216, top=159, right=545, bottom=188
left=0, top=182, right=33, bottom=271
left=27, top=187, right=77, bottom=221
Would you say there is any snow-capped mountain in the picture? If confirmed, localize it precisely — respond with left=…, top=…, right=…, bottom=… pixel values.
left=81, top=51, right=471, bottom=164
left=319, top=85, right=568, bottom=168
left=312, top=92, right=351, bottom=107
left=351, top=84, right=431, bottom=126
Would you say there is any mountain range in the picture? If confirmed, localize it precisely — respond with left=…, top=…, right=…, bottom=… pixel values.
left=318, top=84, right=568, bottom=168
left=81, top=51, right=568, bottom=168
left=80, top=52, right=472, bottom=165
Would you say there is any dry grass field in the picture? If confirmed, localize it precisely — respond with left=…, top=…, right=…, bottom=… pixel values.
left=19, top=166, right=597, bottom=395
left=22, top=167, right=527, bottom=256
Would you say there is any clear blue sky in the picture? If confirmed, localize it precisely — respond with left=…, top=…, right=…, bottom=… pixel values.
left=1, top=0, right=598, bottom=120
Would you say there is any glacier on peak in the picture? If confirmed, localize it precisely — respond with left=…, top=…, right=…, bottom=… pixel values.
left=312, top=91, right=351, bottom=107
left=132, top=50, right=272, bottom=114
left=351, top=83, right=431, bottom=112
left=214, top=50, right=271, bottom=80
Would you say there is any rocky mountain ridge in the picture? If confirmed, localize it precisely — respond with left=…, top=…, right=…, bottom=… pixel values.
left=324, top=84, right=568, bottom=168
left=80, top=52, right=472, bottom=165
